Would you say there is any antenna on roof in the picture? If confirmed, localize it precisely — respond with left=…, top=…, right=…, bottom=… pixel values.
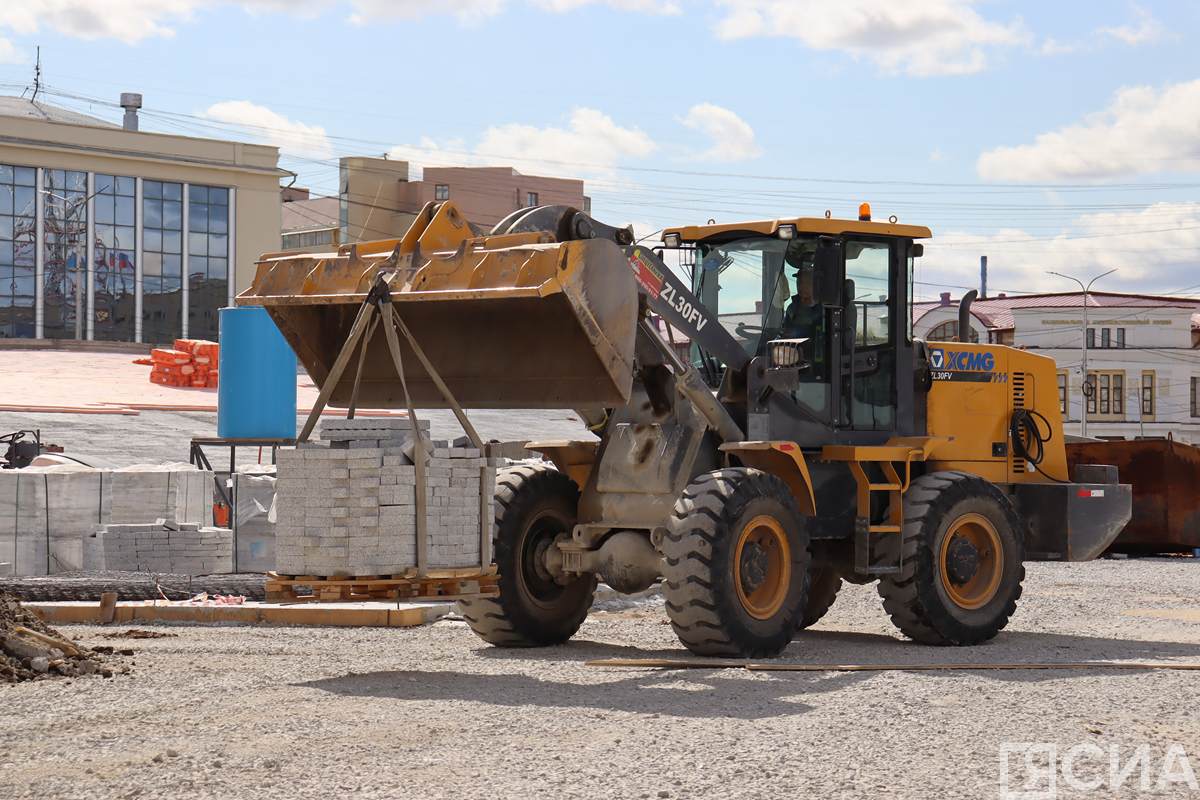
left=30, top=46, right=42, bottom=103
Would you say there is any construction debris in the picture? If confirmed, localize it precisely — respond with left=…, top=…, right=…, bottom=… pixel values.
left=0, top=592, right=121, bottom=683
left=100, top=628, right=177, bottom=639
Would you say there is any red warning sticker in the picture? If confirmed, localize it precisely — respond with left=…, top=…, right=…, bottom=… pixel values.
left=628, top=248, right=664, bottom=299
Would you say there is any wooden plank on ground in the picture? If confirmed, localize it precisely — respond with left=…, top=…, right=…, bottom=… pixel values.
left=585, top=658, right=1200, bottom=672
left=22, top=600, right=452, bottom=628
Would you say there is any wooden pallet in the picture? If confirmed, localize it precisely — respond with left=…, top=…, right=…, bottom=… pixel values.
left=264, top=568, right=499, bottom=603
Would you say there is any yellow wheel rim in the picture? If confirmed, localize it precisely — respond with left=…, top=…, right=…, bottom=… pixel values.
left=938, top=512, right=1003, bottom=610
left=733, top=515, right=791, bottom=620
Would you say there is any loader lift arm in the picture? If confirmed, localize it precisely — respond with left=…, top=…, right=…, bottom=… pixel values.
left=490, top=204, right=751, bottom=374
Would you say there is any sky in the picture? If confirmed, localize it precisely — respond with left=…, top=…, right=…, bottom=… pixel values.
left=1, top=1, right=1199, bottom=300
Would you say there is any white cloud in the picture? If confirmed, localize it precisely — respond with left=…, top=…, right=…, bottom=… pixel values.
left=1097, top=6, right=1164, bottom=46
left=977, top=79, right=1200, bottom=182
left=534, top=0, right=680, bottom=12
left=1039, top=37, right=1080, bottom=56
left=0, top=0, right=677, bottom=43
left=0, top=37, right=23, bottom=64
left=679, top=103, right=760, bottom=162
left=918, top=202, right=1200, bottom=298
left=0, top=1, right=336, bottom=43
left=203, top=100, right=334, bottom=159
left=389, top=108, right=656, bottom=180
left=1040, top=7, right=1164, bottom=56
left=346, top=0, right=504, bottom=24
left=711, top=0, right=1029, bottom=77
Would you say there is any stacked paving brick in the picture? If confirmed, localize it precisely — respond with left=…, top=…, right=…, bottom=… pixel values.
left=274, top=418, right=496, bottom=576
left=138, top=338, right=220, bottom=388
left=98, top=522, right=234, bottom=574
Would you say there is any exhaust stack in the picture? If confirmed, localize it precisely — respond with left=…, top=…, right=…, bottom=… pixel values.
left=120, top=92, right=142, bottom=131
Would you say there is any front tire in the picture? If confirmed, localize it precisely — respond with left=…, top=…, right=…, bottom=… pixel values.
left=662, top=468, right=811, bottom=657
left=458, top=465, right=596, bottom=647
left=877, top=471, right=1025, bottom=645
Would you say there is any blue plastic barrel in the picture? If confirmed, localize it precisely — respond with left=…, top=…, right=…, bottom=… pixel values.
left=217, top=306, right=298, bottom=439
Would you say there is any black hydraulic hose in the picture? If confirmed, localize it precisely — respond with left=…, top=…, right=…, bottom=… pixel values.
left=1010, top=408, right=1070, bottom=483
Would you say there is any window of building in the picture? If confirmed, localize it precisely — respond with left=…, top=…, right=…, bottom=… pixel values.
left=1086, top=370, right=1124, bottom=419
left=1101, top=328, right=1111, bottom=348
left=1192, top=377, right=1200, bottom=418
left=41, top=169, right=89, bottom=340
left=1116, top=328, right=1126, bottom=348
left=525, top=191, right=539, bottom=207
left=1142, top=371, right=1155, bottom=418
left=142, top=180, right=184, bottom=344
left=1086, top=327, right=1096, bottom=348
left=187, top=185, right=229, bottom=341
left=1057, top=372, right=1067, bottom=416
left=93, top=174, right=137, bottom=342
left=434, top=184, right=449, bottom=201
left=0, top=165, right=37, bottom=338
left=927, top=320, right=979, bottom=343
left=281, top=229, right=336, bottom=249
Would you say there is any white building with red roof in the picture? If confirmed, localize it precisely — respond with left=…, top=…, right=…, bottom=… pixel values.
left=914, top=291, right=1200, bottom=442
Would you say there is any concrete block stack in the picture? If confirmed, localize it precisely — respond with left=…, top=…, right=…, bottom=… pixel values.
left=0, top=464, right=214, bottom=576
left=274, top=418, right=496, bottom=577
left=97, top=522, right=234, bottom=574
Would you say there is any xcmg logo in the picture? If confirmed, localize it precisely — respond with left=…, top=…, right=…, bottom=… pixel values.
left=929, top=348, right=995, bottom=371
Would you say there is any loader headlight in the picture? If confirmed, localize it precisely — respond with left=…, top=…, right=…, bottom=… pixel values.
left=777, top=224, right=796, bottom=240
left=662, top=232, right=681, bottom=248
left=769, top=338, right=806, bottom=368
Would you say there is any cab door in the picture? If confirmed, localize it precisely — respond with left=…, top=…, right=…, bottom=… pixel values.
left=838, top=238, right=898, bottom=431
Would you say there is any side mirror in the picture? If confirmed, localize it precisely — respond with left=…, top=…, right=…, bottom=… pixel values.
left=912, top=243, right=924, bottom=258
left=814, top=236, right=842, bottom=305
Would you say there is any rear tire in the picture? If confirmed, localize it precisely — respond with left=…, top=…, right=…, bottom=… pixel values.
left=458, top=465, right=596, bottom=647
left=798, top=565, right=842, bottom=629
left=662, top=468, right=810, bottom=657
left=877, top=471, right=1025, bottom=645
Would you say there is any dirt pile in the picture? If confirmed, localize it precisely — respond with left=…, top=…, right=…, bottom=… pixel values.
left=0, top=593, right=121, bottom=683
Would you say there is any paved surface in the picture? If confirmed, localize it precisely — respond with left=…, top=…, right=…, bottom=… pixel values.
left=3, top=559, right=1198, bottom=799
left=0, top=349, right=307, bottom=410
left=0, top=409, right=592, bottom=469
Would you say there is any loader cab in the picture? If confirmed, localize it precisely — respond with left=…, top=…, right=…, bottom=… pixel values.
left=666, top=212, right=930, bottom=443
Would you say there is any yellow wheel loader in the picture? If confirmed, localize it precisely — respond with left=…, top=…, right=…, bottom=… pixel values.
left=242, top=201, right=1131, bottom=658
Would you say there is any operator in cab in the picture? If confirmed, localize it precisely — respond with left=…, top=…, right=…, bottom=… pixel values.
left=780, top=243, right=828, bottom=378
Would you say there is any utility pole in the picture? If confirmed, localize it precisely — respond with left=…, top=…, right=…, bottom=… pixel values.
left=1048, top=268, right=1118, bottom=438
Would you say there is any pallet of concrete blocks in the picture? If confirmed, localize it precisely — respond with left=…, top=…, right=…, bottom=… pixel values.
left=273, top=424, right=498, bottom=585
left=97, top=522, right=234, bottom=575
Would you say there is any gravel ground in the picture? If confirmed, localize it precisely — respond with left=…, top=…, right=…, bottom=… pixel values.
left=0, top=409, right=591, bottom=468
left=2, top=559, right=1199, bottom=799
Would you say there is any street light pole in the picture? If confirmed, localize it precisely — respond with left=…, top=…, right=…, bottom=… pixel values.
left=1047, top=268, right=1118, bottom=438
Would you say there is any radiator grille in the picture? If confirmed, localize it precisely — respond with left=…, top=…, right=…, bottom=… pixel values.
left=1012, top=372, right=1027, bottom=473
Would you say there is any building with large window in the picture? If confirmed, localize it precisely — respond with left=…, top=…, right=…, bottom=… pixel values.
left=914, top=291, right=1200, bottom=442
left=0, top=95, right=282, bottom=343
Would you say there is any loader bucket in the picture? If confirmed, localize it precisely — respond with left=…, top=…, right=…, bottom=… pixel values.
left=238, top=231, right=639, bottom=410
